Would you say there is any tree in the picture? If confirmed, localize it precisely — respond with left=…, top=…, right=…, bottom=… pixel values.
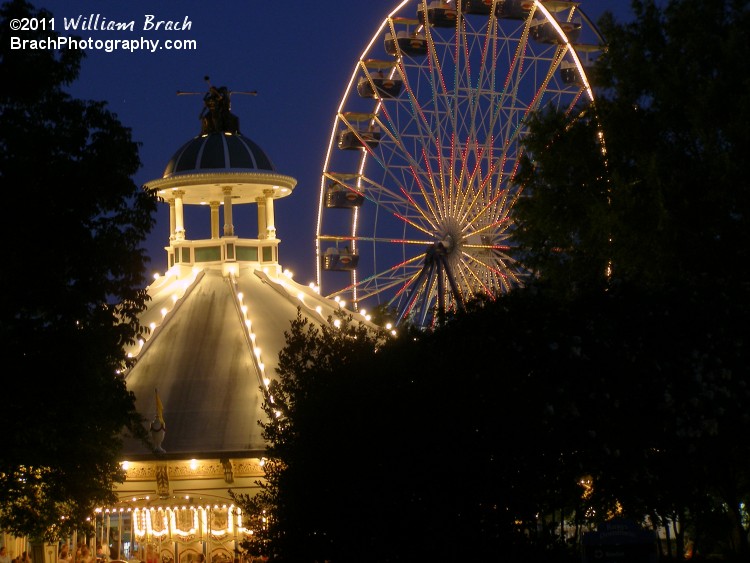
left=231, top=309, right=389, bottom=562
left=515, top=0, right=750, bottom=294
left=0, top=0, right=158, bottom=541
left=235, top=300, right=598, bottom=562
left=512, top=0, right=750, bottom=557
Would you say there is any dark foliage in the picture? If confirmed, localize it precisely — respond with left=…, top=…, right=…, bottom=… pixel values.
left=0, top=0, right=158, bottom=540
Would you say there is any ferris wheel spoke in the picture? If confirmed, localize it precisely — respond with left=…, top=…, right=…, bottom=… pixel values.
left=375, top=112, right=445, bottom=228
left=364, top=82, right=450, bottom=220
left=339, top=253, right=426, bottom=302
left=469, top=15, right=499, bottom=133
left=461, top=185, right=511, bottom=233
left=454, top=137, right=496, bottom=220
left=390, top=41, right=444, bottom=158
left=527, top=47, right=568, bottom=111
left=459, top=261, right=494, bottom=299
left=323, top=170, right=410, bottom=213
left=360, top=170, right=440, bottom=235
left=421, top=25, right=460, bottom=214
left=339, top=271, right=420, bottom=303
left=320, top=235, right=434, bottom=246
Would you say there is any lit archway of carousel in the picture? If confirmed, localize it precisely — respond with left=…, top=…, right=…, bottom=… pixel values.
left=92, top=501, right=263, bottom=563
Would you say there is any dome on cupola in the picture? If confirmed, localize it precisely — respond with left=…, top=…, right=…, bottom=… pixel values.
left=164, top=131, right=276, bottom=177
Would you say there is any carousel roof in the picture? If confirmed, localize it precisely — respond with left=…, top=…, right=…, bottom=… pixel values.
left=121, top=266, right=363, bottom=459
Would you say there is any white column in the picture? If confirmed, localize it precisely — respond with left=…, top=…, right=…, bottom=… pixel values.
left=263, top=189, right=276, bottom=239
left=168, top=198, right=176, bottom=241
left=256, top=196, right=267, bottom=240
left=210, top=201, right=220, bottom=239
left=105, top=513, right=110, bottom=555
left=174, top=190, right=186, bottom=241
left=223, top=187, right=234, bottom=236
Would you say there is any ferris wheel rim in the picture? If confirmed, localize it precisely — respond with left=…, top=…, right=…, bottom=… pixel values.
left=316, top=0, right=603, bottom=327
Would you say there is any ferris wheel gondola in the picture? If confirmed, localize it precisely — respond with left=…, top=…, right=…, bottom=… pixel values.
left=316, top=0, right=605, bottom=329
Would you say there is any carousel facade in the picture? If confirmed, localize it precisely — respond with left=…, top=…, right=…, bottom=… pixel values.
left=88, top=84, right=373, bottom=563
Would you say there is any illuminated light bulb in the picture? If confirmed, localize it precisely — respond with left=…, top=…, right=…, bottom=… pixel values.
left=245, top=319, right=251, bottom=328
left=391, top=330, right=397, bottom=336
left=263, top=267, right=268, bottom=274
left=254, top=348, right=261, bottom=357
left=127, top=353, right=133, bottom=358
left=237, top=292, right=244, bottom=302
left=308, top=282, right=316, bottom=289
left=339, top=300, right=346, bottom=308
left=365, top=315, right=371, bottom=321
left=161, top=308, right=168, bottom=317
left=250, top=333, right=256, bottom=342
left=153, top=273, right=160, bottom=280
left=259, top=362, right=265, bottom=372
left=315, top=306, right=322, bottom=314
left=263, top=378, right=270, bottom=387
left=386, top=323, right=393, bottom=330
left=297, top=292, right=304, bottom=301
left=241, top=305, right=248, bottom=314
left=361, top=309, right=367, bottom=316
left=274, top=410, right=281, bottom=418
left=334, top=296, right=340, bottom=302
left=334, top=319, right=341, bottom=328
left=121, top=461, right=130, bottom=470
left=138, top=339, right=144, bottom=347
left=171, top=294, right=178, bottom=303
left=149, top=322, right=156, bottom=330
left=190, top=459, right=198, bottom=470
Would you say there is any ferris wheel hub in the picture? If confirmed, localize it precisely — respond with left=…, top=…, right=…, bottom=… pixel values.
left=437, top=234, right=454, bottom=255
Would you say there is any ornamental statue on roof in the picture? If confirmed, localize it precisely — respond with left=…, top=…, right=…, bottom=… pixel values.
left=177, top=75, right=258, bottom=135
left=200, top=82, right=239, bottom=134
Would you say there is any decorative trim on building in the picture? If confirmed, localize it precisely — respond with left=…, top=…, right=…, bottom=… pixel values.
left=156, top=465, right=170, bottom=498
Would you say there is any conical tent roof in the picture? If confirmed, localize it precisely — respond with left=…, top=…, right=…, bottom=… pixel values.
left=121, top=266, right=363, bottom=459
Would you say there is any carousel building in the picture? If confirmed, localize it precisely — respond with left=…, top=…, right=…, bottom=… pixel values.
left=93, top=85, right=373, bottom=563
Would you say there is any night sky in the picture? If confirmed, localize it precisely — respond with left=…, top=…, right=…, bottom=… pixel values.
left=36, top=0, right=635, bottom=285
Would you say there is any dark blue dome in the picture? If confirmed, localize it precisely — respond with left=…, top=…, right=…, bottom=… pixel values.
left=163, top=132, right=275, bottom=177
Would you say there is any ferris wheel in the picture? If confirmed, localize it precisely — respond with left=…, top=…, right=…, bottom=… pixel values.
left=315, top=0, right=605, bottom=328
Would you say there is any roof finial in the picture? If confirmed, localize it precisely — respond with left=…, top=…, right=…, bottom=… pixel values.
left=177, top=76, right=258, bottom=135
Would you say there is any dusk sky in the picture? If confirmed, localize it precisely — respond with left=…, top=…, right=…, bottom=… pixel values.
left=37, top=0, right=636, bottom=285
